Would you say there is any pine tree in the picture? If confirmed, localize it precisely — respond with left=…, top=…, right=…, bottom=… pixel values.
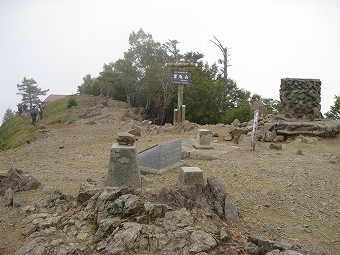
left=2, top=108, right=14, bottom=125
left=325, top=95, right=340, bottom=119
left=16, top=77, right=49, bottom=110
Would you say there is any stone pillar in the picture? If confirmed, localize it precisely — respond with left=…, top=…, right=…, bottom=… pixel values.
left=107, top=143, right=141, bottom=187
left=280, top=78, right=322, bottom=120
left=193, top=129, right=213, bottom=149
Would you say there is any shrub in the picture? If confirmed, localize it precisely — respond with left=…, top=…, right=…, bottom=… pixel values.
left=224, top=102, right=252, bottom=124
left=67, top=96, right=78, bottom=109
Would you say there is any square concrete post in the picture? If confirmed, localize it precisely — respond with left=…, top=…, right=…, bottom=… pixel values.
left=107, top=143, right=141, bottom=187
left=177, top=167, right=204, bottom=187
left=196, top=129, right=212, bottom=145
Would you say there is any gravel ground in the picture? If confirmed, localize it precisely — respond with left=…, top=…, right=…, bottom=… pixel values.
left=0, top=104, right=339, bottom=255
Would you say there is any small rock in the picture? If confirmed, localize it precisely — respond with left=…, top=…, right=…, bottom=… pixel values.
left=223, top=134, right=233, bottom=141
left=116, top=132, right=135, bottom=145
left=220, top=227, right=232, bottom=242
left=269, top=143, right=282, bottom=150
left=21, top=223, right=37, bottom=237
left=13, top=194, right=23, bottom=207
left=127, top=129, right=141, bottom=137
left=273, top=135, right=285, bottom=142
left=297, top=149, right=303, bottom=155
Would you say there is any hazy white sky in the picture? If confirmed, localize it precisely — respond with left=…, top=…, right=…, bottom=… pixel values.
left=1, top=0, right=339, bottom=123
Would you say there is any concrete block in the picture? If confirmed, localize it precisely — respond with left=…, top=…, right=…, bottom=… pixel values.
left=177, top=167, right=204, bottom=187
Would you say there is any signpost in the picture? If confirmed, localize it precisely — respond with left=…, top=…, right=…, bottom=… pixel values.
left=171, top=71, right=192, bottom=84
left=166, top=61, right=197, bottom=124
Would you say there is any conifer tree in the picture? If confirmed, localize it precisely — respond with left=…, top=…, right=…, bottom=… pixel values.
left=2, top=108, right=14, bottom=125
left=16, top=77, right=49, bottom=110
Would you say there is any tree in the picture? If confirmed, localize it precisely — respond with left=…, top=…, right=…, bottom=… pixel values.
left=123, top=29, right=168, bottom=108
left=111, top=59, right=140, bottom=104
left=185, top=63, right=226, bottom=124
left=163, top=39, right=181, bottom=61
left=78, top=74, right=95, bottom=95
left=2, top=108, right=15, bottom=125
left=210, top=36, right=232, bottom=97
left=16, top=77, right=49, bottom=110
left=325, top=95, right=340, bottom=119
left=144, top=63, right=175, bottom=124
left=184, top=51, right=204, bottom=63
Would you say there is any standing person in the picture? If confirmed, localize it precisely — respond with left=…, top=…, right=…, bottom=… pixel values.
left=38, top=103, right=44, bottom=119
left=31, top=105, right=37, bottom=125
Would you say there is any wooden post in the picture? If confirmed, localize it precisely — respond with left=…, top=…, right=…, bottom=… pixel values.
left=166, top=61, right=197, bottom=125
left=181, top=105, right=185, bottom=123
left=177, top=84, right=184, bottom=123
left=173, top=109, right=178, bottom=125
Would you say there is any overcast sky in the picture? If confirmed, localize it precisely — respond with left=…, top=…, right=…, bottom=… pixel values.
left=1, top=0, right=339, bottom=123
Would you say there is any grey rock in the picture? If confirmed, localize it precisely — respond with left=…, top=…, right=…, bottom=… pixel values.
left=269, top=143, right=283, bottom=150
left=224, top=197, right=240, bottom=222
left=0, top=169, right=40, bottom=195
left=220, top=227, right=232, bottom=242
left=4, top=188, right=14, bottom=206
left=116, top=132, right=135, bottom=145
left=264, top=131, right=277, bottom=142
left=127, top=128, right=141, bottom=137
left=13, top=193, right=23, bottom=207
left=21, top=223, right=37, bottom=237
left=189, top=230, right=217, bottom=252
left=273, top=135, right=285, bottom=142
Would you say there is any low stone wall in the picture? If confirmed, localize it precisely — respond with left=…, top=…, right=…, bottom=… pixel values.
left=280, top=78, right=322, bottom=120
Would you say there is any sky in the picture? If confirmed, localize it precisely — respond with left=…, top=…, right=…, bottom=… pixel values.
left=1, top=0, right=339, bottom=123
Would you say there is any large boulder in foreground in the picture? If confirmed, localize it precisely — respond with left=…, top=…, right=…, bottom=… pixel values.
left=0, top=168, right=40, bottom=195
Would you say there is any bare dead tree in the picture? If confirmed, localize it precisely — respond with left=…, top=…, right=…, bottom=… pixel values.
left=209, top=36, right=232, bottom=97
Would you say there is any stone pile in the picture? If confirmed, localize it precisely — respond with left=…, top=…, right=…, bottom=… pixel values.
left=226, top=116, right=340, bottom=144
left=280, top=78, right=322, bottom=120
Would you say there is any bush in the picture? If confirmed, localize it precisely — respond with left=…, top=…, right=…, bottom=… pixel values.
left=67, top=96, right=78, bottom=109
left=224, top=102, right=252, bottom=124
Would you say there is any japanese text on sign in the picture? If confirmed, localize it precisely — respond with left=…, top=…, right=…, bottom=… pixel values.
left=171, top=71, right=192, bottom=84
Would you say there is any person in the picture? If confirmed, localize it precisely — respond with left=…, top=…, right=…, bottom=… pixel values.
left=17, top=104, right=23, bottom=115
left=31, top=105, right=37, bottom=125
left=38, top=103, right=44, bottom=119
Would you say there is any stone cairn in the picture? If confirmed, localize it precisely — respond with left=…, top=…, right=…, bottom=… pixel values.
left=280, top=78, right=322, bottom=120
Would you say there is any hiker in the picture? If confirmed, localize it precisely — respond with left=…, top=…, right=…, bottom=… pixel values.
left=31, top=105, right=37, bottom=125
left=17, top=104, right=23, bottom=115
left=38, top=103, right=44, bottom=119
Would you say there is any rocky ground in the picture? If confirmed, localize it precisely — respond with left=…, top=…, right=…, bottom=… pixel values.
left=0, top=99, right=339, bottom=254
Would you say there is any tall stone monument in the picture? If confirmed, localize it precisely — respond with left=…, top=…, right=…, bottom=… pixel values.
left=280, top=78, right=322, bottom=120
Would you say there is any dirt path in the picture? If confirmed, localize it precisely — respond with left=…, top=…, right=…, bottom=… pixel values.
left=0, top=105, right=339, bottom=254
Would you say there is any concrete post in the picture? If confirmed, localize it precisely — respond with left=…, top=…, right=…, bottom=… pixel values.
left=193, top=129, right=213, bottom=149
left=107, top=143, right=141, bottom=187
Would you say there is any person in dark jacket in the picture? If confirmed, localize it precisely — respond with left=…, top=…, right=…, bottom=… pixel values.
left=31, top=105, right=37, bottom=125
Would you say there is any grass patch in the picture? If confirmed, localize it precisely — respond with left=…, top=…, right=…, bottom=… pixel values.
left=0, top=95, right=96, bottom=151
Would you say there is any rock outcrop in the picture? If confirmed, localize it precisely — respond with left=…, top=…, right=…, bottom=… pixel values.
left=13, top=176, right=326, bottom=255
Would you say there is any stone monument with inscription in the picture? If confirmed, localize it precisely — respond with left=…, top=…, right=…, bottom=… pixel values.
left=137, top=139, right=182, bottom=174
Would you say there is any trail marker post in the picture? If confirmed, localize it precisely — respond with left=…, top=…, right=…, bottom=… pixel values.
left=251, top=110, right=259, bottom=150
left=166, top=61, right=197, bottom=124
